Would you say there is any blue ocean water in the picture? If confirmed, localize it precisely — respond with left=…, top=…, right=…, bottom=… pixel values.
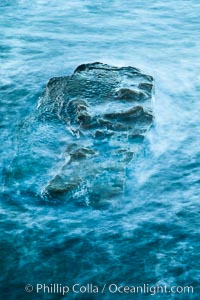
left=0, top=1, right=200, bottom=299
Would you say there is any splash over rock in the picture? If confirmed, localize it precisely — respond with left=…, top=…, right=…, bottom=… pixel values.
left=37, top=62, right=154, bottom=207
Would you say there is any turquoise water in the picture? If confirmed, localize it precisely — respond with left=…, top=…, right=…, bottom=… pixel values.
left=0, top=1, right=200, bottom=299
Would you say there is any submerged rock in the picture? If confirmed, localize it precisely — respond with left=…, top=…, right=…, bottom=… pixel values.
left=38, top=62, right=154, bottom=206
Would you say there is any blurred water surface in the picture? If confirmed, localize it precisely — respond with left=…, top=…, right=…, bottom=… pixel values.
left=0, top=0, right=200, bottom=299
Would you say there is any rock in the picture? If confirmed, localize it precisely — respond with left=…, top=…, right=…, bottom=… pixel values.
left=103, top=105, right=152, bottom=122
left=38, top=62, right=154, bottom=206
left=116, top=88, right=148, bottom=101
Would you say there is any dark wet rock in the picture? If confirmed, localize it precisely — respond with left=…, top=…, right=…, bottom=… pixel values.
left=65, top=143, right=96, bottom=161
left=116, top=88, right=148, bottom=101
left=45, top=175, right=82, bottom=200
left=38, top=62, right=154, bottom=206
left=103, top=105, right=151, bottom=121
left=138, top=82, right=154, bottom=94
